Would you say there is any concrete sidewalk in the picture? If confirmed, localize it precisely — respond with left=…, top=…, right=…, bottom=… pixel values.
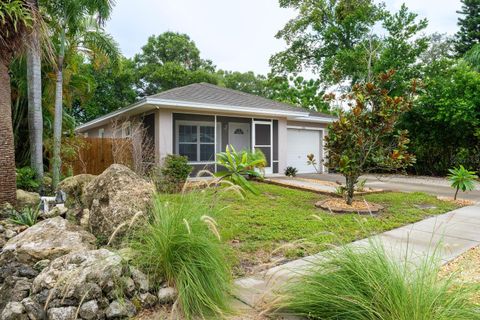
left=233, top=203, right=480, bottom=310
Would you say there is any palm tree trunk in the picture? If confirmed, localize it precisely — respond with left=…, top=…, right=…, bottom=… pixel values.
left=52, top=27, right=65, bottom=190
left=27, top=27, right=44, bottom=186
left=0, top=61, right=17, bottom=205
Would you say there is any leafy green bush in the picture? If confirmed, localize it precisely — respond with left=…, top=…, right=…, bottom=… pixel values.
left=129, top=192, right=232, bottom=319
left=151, top=154, right=192, bottom=193
left=284, top=166, right=298, bottom=177
left=16, top=167, right=39, bottom=192
left=9, top=206, right=39, bottom=227
left=276, top=241, right=479, bottom=320
left=447, top=165, right=478, bottom=200
left=215, top=145, right=266, bottom=195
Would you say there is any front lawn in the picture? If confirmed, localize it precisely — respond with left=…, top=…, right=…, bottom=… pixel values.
left=162, top=182, right=459, bottom=276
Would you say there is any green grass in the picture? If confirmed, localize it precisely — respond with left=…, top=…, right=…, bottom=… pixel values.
left=275, top=240, right=480, bottom=320
left=129, top=192, right=232, bottom=319
left=161, top=182, right=459, bottom=275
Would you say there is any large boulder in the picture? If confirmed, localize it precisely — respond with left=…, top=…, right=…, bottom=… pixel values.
left=15, top=190, right=40, bottom=210
left=83, top=164, right=154, bottom=242
left=57, top=174, right=96, bottom=208
left=1, top=217, right=96, bottom=265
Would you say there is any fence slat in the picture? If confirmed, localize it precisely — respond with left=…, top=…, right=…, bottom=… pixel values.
left=71, top=137, right=133, bottom=175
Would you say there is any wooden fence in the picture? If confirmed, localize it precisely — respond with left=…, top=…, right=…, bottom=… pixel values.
left=71, top=137, right=133, bottom=175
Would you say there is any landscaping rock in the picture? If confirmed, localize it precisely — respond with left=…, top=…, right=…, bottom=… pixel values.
left=157, top=286, right=177, bottom=304
left=1, top=217, right=96, bottom=265
left=83, top=164, right=154, bottom=242
left=1, top=301, right=26, bottom=320
left=46, top=306, right=76, bottom=320
left=15, top=190, right=40, bottom=210
left=138, top=292, right=158, bottom=308
left=105, top=299, right=136, bottom=319
left=58, top=174, right=96, bottom=208
left=78, top=300, right=101, bottom=320
left=21, top=297, right=46, bottom=320
left=3, top=230, right=16, bottom=240
left=130, top=266, right=149, bottom=292
left=33, top=260, right=50, bottom=272
left=31, top=249, right=122, bottom=300
left=41, top=205, right=68, bottom=219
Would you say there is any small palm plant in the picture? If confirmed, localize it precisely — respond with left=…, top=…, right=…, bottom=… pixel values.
left=215, top=145, right=267, bottom=195
left=447, top=165, right=478, bottom=200
left=9, top=206, right=40, bottom=227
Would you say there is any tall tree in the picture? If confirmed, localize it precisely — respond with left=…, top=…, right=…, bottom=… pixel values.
left=134, top=32, right=217, bottom=96
left=26, top=0, right=44, bottom=187
left=0, top=0, right=36, bottom=204
left=44, top=0, right=116, bottom=189
left=455, top=0, right=480, bottom=55
left=270, top=0, right=384, bottom=85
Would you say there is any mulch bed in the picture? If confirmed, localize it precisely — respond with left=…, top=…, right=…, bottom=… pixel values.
left=315, top=198, right=384, bottom=214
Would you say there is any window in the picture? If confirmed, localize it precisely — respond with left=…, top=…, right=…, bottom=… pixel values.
left=83, top=132, right=89, bottom=138
left=122, top=121, right=131, bottom=138
left=98, top=128, right=104, bottom=138
left=177, top=121, right=215, bottom=162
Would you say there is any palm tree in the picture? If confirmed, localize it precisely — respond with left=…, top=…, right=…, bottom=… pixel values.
left=26, top=0, right=44, bottom=187
left=0, top=0, right=37, bottom=205
left=43, top=0, right=115, bottom=189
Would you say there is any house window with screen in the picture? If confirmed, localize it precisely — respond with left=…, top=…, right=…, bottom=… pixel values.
left=177, top=121, right=215, bottom=162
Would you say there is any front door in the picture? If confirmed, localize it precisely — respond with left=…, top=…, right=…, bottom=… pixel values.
left=253, top=120, right=272, bottom=174
left=228, top=122, right=251, bottom=152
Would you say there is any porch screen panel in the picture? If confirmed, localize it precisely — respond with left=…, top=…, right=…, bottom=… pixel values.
left=255, top=147, right=271, bottom=167
left=255, top=124, right=271, bottom=145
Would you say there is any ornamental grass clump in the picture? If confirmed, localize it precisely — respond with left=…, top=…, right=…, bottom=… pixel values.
left=275, top=241, right=480, bottom=320
left=129, top=192, right=232, bottom=319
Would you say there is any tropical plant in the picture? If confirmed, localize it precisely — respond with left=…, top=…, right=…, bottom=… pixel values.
left=275, top=241, right=480, bottom=320
left=9, top=206, right=39, bottom=226
left=215, top=145, right=266, bottom=195
left=447, top=165, right=478, bottom=200
left=16, top=166, right=40, bottom=192
left=44, top=0, right=118, bottom=190
left=306, top=153, right=322, bottom=174
left=325, top=71, right=415, bottom=205
left=0, top=0, right=38, bottom=205
left=455, top=0, right=480, bottom=55
left=151, top=154, right=192, bottom=193
left=129, top=192, right=232, bottom=319
left=284, top=166, right=298, bottom=177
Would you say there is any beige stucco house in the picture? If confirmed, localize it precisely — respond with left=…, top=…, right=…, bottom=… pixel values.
left=75, top=82, right=336, bottom=174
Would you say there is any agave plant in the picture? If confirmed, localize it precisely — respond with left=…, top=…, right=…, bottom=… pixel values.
left=215, top=145, right=267, bottom=195
left=447, top=165, right=478, bottom=200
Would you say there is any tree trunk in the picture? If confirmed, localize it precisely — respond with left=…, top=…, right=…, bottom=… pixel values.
left=51, top=58, right=63, bottom=189
left=52, top=26, right=65, bottom=190
left=0, top=61, right=17, bottom=205
left=454, top=187, right=459, bottom=200
left=345, top=174, right=358, bottom=206
left=27, top=26, right=44, bottom=187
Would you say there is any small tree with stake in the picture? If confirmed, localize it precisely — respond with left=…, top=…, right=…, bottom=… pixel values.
left=325, top=70, right=416, bottom=205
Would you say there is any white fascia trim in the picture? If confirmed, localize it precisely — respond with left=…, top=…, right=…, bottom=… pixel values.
left=147, top=98, right=308, bottom=117
left=290, top=116, right=337, bottom=123
left=75, top=98, right=148, bottom=131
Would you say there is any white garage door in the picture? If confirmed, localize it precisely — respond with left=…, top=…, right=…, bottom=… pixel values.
left=287, top=128, right=322, bottom=173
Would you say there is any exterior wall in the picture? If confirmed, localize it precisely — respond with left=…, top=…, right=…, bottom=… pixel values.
left=277, top=118, right=288, bottom=174
left=286, top=121, right=329, bottom=129
left=157, top=109, right=173, bottom=162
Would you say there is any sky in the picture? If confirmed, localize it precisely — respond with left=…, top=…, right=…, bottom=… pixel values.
left=105, top=0, right=462, bottom=75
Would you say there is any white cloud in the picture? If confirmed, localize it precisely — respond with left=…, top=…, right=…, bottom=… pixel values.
left=105, top=0, right=462, bottom=75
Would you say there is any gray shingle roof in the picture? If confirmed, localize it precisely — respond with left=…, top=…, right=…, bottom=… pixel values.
left=149, top=82, right=335, bottom=118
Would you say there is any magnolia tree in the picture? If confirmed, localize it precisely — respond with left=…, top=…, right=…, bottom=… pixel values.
left=325, top=71, right=416, bottom=205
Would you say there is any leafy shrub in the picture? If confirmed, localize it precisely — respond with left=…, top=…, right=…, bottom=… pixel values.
left=284, top=166, right=298, bottom=177
left=215, top=145, right=266, bottom=195
left=276, top=241, right=479, bottom=320
left=9, top=206, right=39, bottom=227
left=151, top=154, right=192, bottom=193
left=447, top=165, right=478, bottom=200
left=16, top=167, right=39, bottom=192
left=355, top=178, right=367, bottom=192
left=129, top=192, right=232, bottom=319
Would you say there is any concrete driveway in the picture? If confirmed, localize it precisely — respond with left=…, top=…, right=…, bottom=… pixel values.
left=298, top=173, right=480, bottom=202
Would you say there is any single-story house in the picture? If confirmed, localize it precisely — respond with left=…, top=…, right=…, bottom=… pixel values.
left=75, top=82, right=337, bottom=174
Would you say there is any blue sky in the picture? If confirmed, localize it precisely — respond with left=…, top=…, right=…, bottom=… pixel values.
left=105, top=0, right=462, bottom=75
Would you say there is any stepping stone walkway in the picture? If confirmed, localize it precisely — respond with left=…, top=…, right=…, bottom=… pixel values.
left=233, top=203, right=480, bottom=314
